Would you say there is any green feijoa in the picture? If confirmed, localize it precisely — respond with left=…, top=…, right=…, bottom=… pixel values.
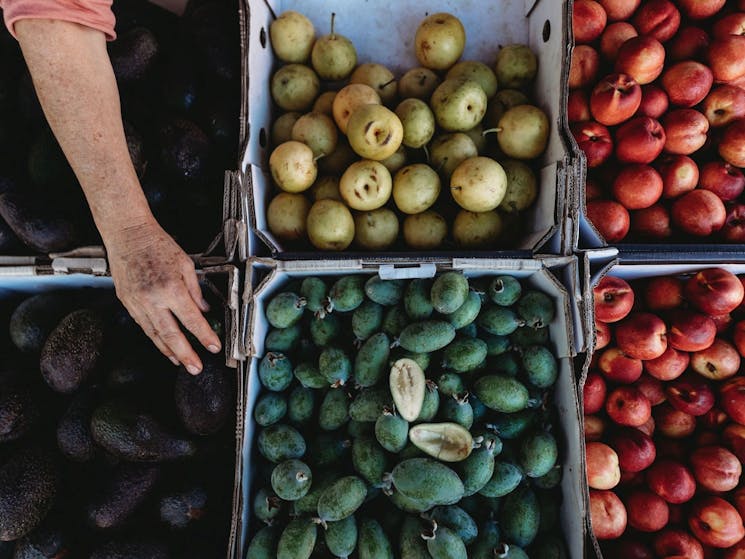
left=254, top=392, right=287, bottom=427
left=537, top=489, right=560, bottom=533
left=489, top=275, right=522, bottom=306
left=352, top=300, right=384, bottom=341
left=459, top=446, right=496, bottom=497
left=277, top=518, right=317, bottom=559
left=300, top=277, right=327, bottom=314
left=348, top=419, right=373, bottom=438
left=319, top=388, right=350, bottom=431
left=271, top=459, right=312, bottom=500
left=349, top=387, right=393, bottom=422
left=424, top=525, right=467, bottom=559
left=517, top=290, right=555, bottom=329
left=522, top=346, right=558, bottom=389
left=266, top=292, right=307, bottom=328
left=319, top=347, right=351, bottom=386
left=253, top=487, right=282, bottom=524
left=294, top=362, right=327, bottom=389
left=390, top=458, right=464, bottom=506
left=458, top=322, right=478, bottom=338
left=365, top=276, right=405, bottom=306
left=484, top=333, right=511, bottom=356
left=473, top=375, right=529, bottom=413
left=287, top=385, right=315, bottom=424
left=310, top=313, right=342, bottom=347
left=417, top=382, right=440, bottom=421
left=533, top=465, right=562, bottom=490
left=358, top=518, right=394, bottom=559
left=431, top=272, right=469, bottom=315
left=510, top=325, right=549, bottom=348
left=399, top=320, right=455, bottom=353
left=470, top=394, right=488, bottom=422
left=352, top=436, right=387, bottom=485
left=388, top=488, right=433, bottom=513
left=259, top=352, right=293, bottom=391
left=430, top=505, right=478, bottom=545
left=404, top=279, right=434, bottom=320
left=447, top=291, right=482, bottom=329
left=317, top=476, right=368, bottom=522
left=374, top=412, right=409, bottom=453
left=495, top=543, right=529, bottom=559
left=325, top=515, right=358, bottom=557
left=265, top=324, right=302, bottom=352
left=500, top=484, right=540, bottom=548
left=478, top=306, right=523, bottom=336
left=389, top=349, right=430, bottom=372
left=488, top=409, right=537, bottom=440
left=355, top=332, right=391, bottom=388
left=479, top=459, right=524, bottom=498
left=329, top=276, right=365, bottom=313
left=293, top=469, right=339, bottom=515
left=439, top=397, right=473, bottom=429
left=519, top=431, right=558, bottom=478
left=246, top=525, right=277, bottom=559
left=492, top=351, right=520, bottom=376
left=308, top=433, right=350, bottom=467
left=382, top=304, right=409, bottom=337
left=437, top=373, right=464, bottom=397
left=400, top=516, right=431, bottom=559
left=442, top=337, right=487, bottom=372
left=258, top=423, right=306, bottom=462
left=398, top=442, right=425, bottom=460
left=470, top=520, right=501, bottom=559
left=531, top=533, right=568, bottom=559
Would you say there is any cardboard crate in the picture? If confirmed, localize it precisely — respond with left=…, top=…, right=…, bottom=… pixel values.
left=237, top=256, right=585, bottom=557
left=240, top=0, right=575, bottom=258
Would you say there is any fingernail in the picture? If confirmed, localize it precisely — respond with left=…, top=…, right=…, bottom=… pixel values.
left=201, top=298, right=211, bottom=312
left=168, top=356, right=180, bottom=366
left=187, top=364, right=202, bottom=375
left=208, top=344, right=221, bottom=353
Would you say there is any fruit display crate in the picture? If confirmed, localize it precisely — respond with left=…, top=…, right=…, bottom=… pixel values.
left=239, top=0, right=575, bottom=259
left=0, top=263, right=244, bottom=559
left=578, top=249, right=745, bottom=559
left=237, top=256, right=585, bottom=557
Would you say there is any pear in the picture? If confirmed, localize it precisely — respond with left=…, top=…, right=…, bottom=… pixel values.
left=485, top=89, right=530, bottom=128
left=267, top=192, right=311, bottom=241
left=450, top=156, right=507, bottom=212
left=496, top=105, right=549, bottom=160
left=271, top=64, right=320, bottom=111
left=350, top=63, right=398, bottom=105
left=429, top=133, right=478, bottom=179
left=399, top=67, right=441, bottom=100
left=291, top=112, right=338, bottom=158
left=453, top=210, right=503, bottom=248
left=403, top=211, right=447, bottom=249
left=500, top=160, right=538, bottom=212
left=332, top=83, right=381, bottom=134
left=414, top=12, right=466, bottom=70
left=393, top=164, right=441, bottom=214
left=307, top=199, right=355, bottom=250
left=464, top=123, right=487, bottom=154
left=318, top=140, right=357, bottom=175
left=313, top=91, right=338, bottom=115
left=269, top=10, right=315, bottom=63
left=354, top=208, right=399, bottom=250
left=430, top=78, right=487, bottom=132
left=269, top=140, right=317, bottom=193
left=339, top=160, right=392, bottom=211
left=311, top=13, right=357, bottom=81
left=346, top=104, right=403, bottom=161
left=310, top=176, right=342, bottom=201
left=446, top=61, right=498, bottom=98
left=395, top=98, right=435, bottom=149
left=495, top=44, right=538, bottom=90
left=271, top=112, right=301, bottom=146
left=380, top=145, right=408, bottom=174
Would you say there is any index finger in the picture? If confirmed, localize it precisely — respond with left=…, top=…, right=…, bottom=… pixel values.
left=170, top=287, right=222, bottom=355
left=149, top=309, right=203, bottom=374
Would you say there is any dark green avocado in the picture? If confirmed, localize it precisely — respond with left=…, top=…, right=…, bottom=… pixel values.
left=159, top=486, right=207, bottom=529
left=158, top=118, right=210, bottom=185
left=174, top=356, right=233, bottom=436
left=90, top=541, right=169, bottom=559
left=9, top=292, right=77, bottom=353
left=87, top=464, right=159, bottom=530
left=0, top=388, right=36, bottom=443
left=11, top=517, right=69, bottom=559
left=108, top=27, right=159, bottom=84
left=56, top=389, right=97, bottom=462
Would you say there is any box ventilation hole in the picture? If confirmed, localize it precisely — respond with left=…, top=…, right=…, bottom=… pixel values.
left=259, top=127, right=267, bottom=148
left=260, top=27, right=267, bottom=48
left=543, top=20, right=551, bottom=42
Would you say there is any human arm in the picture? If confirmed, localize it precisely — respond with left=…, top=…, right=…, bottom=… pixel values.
left=14, top=18, right=220, bottom=373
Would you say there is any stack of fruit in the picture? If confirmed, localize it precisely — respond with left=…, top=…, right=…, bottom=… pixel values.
left=569, top=0, right=745, bottom=242
left=0, top=287, right=235, bottom=558
left=585, top=267, right=745, bottom=557
left=264, top=10, right=550, bottom=251
left=247, top=272, right=568, bottom=558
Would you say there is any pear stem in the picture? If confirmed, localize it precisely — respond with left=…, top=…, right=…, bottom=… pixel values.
left=381, top=78, right=396, bottom=90
left=313, top=153, right=327, bottom=162
left=330, top=12, right=336, bottom=39
left=482, top=127, right=501, bottom=136
left=423, top=144, right=430, bottom=163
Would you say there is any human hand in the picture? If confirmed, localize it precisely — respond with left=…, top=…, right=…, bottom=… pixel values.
left=107, top=219, right=221, bottom=374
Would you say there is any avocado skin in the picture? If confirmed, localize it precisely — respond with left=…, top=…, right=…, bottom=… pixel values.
left=56, top=389, right=97, bottom=462
left=158, top=118, right=210, bottom=185
left=174, top=357, right=233, bottom=436
left=108, top=27, right=159, bottom=84
left=90, top=541, right=169, bottom=559
left=0, top=218, right=20, bottom=252
left=40, top=309, right=104, bottom=394
left=90, top=400, right=196, bottom=462
left=87, top=464, right=159, bottom=530
left=159, top=486, right=207, bottom=529
left=0, top=389, right=36, bottom=443
left=0, top=447, right=59, bottom=542
left=11, top=518, right=68, bottom=559
left=9, top=292, right=76, bottom=354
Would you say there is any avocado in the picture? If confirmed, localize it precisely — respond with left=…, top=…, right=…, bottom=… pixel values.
left=186, top=2, right=239, bottom=82
left=158, top=118, right=210, bottom=185
left=27, top=129, right=76, bottom=189
left=9, top=292, right=77, bottom=353
left=87, top=464, right=159, bottom=530
left=0, top=388, right=36, bottom=443
left=140, top=170, right=170, bottom=212
left=56, top=389, right=97, bottom=462
left=90, top=541, right=169, bottom=559
left=159, top=486, right=207, bottom=529
left=174, top=357, right=233, bottom=436
left=108, top=27, right=159, bottom=84
left=91, top=400, right=196, bottom=462
left=0, top=447, right=59, bottom=541
left=11, top=517, right=68, bottom=559
left=0, top=218, right=20, bottom=252
left=40, top=309, right=104, bottom=394
left=123, top=121, right=147, bottom=178
left=161, top=57, right=200, bottom=114
left=0, top=176, right=82, bottom=253
left=200, top=90, right=239, bottom=166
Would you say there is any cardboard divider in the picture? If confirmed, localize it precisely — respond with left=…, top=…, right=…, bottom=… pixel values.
left=240, top=0, right=573, bottom=257
left=238, top=256, right=585, bottom=558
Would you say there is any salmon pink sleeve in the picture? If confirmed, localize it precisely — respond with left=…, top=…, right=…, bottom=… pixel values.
left=0, top=0, right=116, bottom=40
